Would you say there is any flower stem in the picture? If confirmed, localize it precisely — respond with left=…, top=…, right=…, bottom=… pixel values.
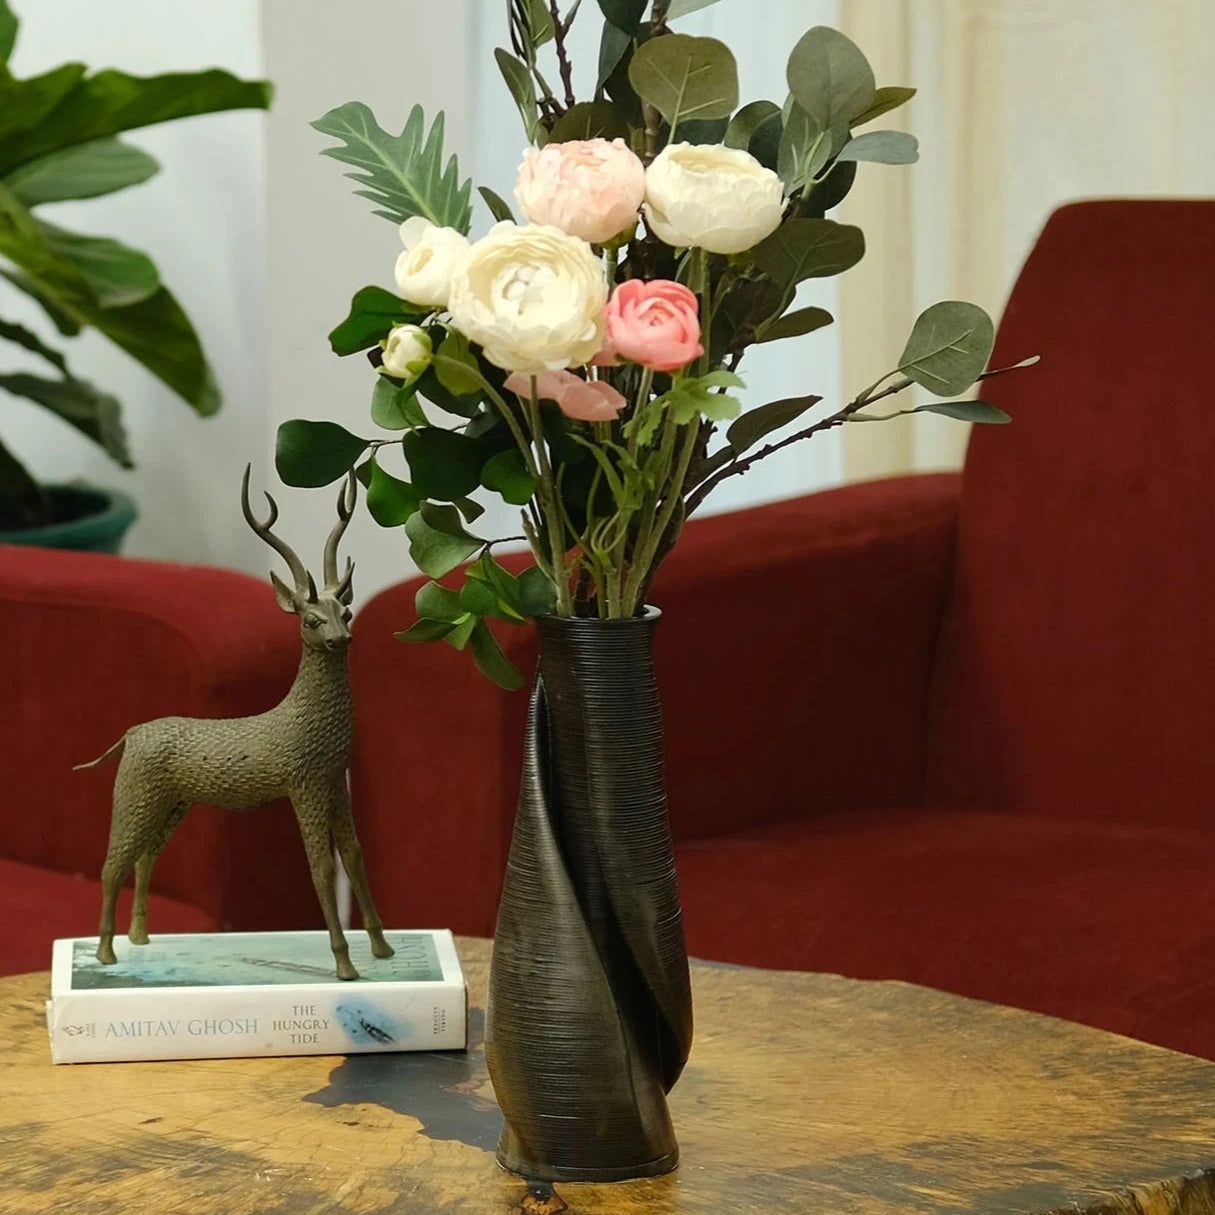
left=526, top=376, right=572, bottom=615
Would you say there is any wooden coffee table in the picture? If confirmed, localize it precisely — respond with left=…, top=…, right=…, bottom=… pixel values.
left=1, top=938, right=1212, bottom=1214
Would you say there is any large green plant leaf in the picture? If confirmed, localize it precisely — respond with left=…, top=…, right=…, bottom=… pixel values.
left=628, top=34, right=738, bottom=130
left=0, top=0, right=18, bottom=64
left=37, top=219, right=159, bottom=307
left=4, top=137, right=159, bottom=206
left=0, top=434, right=36, bottom=498
left=0, top=64, right=86, bottom=143
left=786, top=26, right=875, bottom=131
left=898, top=301, right=995, bottom=397
left=752, top=218, right=865, bottom=294
left=312, top=102, right=473, bottom=233
left=0, top=371, right=130, bottom=465
left=0, top=316, right=67, bottom=372
left=0, top=183, right=217, bottom=411
left=0, top=267, right=79, bottom=334
left=0, top=69, right=271, bottom=174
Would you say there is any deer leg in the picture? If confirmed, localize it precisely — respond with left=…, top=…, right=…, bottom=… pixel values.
left=97, top=836, right=143, bottom=965
left=293, top=791, right=358, bottom=981
left=129, top=801, right=190, bottom=947
left=331, top=791, right=394, bottom=960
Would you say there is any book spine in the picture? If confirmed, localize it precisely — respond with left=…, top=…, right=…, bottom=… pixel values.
left=47, top=982, right=467, bottom=1064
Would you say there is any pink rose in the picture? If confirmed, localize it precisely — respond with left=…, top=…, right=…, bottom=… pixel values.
left=505, top=369, right=627, bottom=423
left=598, top=279, right=704, bottom=373
left=514, top=139, right=645, bottom=245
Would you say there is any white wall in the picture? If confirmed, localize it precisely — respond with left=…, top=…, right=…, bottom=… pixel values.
left=4, top=0, right=268, bottom=572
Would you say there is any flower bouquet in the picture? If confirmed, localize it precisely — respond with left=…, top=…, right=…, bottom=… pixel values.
left=277, top=0, right=1024, bottom=1184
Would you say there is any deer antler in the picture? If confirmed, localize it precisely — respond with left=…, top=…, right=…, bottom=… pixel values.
left=241, top=465, right=311, bottom=599
left=324, top=472, right=357, bottom=595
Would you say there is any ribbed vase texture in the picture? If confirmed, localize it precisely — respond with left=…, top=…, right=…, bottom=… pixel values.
left=484, top=610, right=694, bottom=1182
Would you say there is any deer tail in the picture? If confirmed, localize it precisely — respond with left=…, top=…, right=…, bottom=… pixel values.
left=74, top=735, right=127, bottom=771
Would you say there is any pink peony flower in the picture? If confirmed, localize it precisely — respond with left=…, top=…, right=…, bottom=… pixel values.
left=505, top=369, right=628, bottom=423
left=514, top=139, right=646, bottom=245
left=598, top=279, right=704, bottom=373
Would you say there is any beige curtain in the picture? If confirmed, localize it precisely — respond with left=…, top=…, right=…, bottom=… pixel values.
left=836, top=0, right=1215, bottom=482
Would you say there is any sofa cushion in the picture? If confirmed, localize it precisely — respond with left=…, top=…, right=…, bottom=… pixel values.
left=675, top=807, right=1215, bottom=1059
left=0, top=857, right=216, bottom=977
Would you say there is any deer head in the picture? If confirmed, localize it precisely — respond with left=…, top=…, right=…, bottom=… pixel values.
left=241, top=467, right=357, bottom=652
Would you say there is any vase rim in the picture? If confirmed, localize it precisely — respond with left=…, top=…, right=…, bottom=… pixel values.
left=537, top=605, right=661, bottom=627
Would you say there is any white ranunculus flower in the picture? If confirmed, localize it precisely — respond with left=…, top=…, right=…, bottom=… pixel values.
left=446, top=222, right=607, bottom=374
left=394, top=217, right=470, bottom=308
left=643, top=143, right=785, bottom=256
left=380, top=324, right=432, bottom=382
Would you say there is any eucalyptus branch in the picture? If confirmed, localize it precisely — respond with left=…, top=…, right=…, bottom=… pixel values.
left=548, top=0, right=577, bottom=109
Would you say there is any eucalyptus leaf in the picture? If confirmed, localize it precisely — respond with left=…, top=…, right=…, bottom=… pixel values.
left=550, top=100, right=629, bottom=143
left=469, top=619, right=525, bottom=690
left=837, top=129, right=918, bottom=165
left=628, top=34, right=738, bottom=130
left=478, top=185, right=516, bottom=224
left=597, top=0, right=647, bottom=34
left=312, top=102, right=472, bottom=232
left=786, top=26, right=875, bottom=131
left=757, top=306, right=833, bottom=343
left=800, top=158, right=856, bottom=216
left=898, top=301, right=995, bottom=397
left=672, top=117, right=729, bottom=144
left=726, top=393, right=821, bottom=455
left=365, top=457, right=421, bottom=526
left=405, top=509, right=480, bottom=578
left=4, top=138, right=158, bottom=206
left=752, top=218, right=865, bottom=294
left=724, top=100, right=779, bottom=151
left=597, top=21, right=633, bottom=93
left=275, top=419, right=369, bottom=488
left=747, top=111, right=782, bottom=171
left=481, top=447, right=537, bottom=505
left=915, top=399, right=1010, bottom=424
left=853, top=85, right=916, bottom=127
left=494, top=48, right=541, bottom=144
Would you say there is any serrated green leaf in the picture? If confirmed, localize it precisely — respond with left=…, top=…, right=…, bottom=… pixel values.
left=478, top=186, right=516, bottom=224
left=726, top=394, right=821, bottom=455
left=395, top=618, right=457, bottom=643
left=330, top=285, right=425, bottom=356
left=416, top=579, right=464, bottom=622
left=4, top=138, right=158, bottom=206
left=275, top=420, right=369, bottom=488
left=628, top=34, right=738, bottom=130
left=365, top=457, right=421, bottom=526
left=837, top=129, right=918, bottom=165
left=786, top=26, right=875, bottom=131
left=757, top=306, right=833, bottom=343
left=312, top=101, right=472, bottom=232
left=469, top=618, right=526, bottom=689
left=899, top=301, right=995, bottom=397
left=914, top=399, right=1010, bottom=424
left=752, top=218, right=865, bottom=295
left=494, top=48, right=541, bottom=145
left=853, top=85, right=916, bottom=128
left=405, top=508, right=481, bottom=578
left=549, top=100, right=629, bottom=143
left=481, top=447, right=537, bottom=505
left=0, top=372, right=130, bottom=466
left=36, top=218, right=159, bottom=307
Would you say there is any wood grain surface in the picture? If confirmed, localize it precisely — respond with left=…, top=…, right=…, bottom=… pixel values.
left=1, top=938, right=1212, bottom=1214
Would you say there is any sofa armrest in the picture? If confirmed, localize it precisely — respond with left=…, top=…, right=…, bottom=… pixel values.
left=349, top=473, right=960, bottom=936
left=0, top=544, right=318, bottom=931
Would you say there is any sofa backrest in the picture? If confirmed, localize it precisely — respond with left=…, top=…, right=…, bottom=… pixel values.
left=928, top=199, right=1215, bottom=828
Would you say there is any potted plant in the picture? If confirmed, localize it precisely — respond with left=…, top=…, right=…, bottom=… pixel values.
left=277, top=0, right=1031, bottom=1184
left=0, top=0, right=270, bottom=552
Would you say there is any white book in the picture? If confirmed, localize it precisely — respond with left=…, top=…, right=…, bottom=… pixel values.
left=46, top=928, right=467, bottom=1064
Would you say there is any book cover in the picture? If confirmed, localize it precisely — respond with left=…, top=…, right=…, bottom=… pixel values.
left=46, top=928, right=467, bottom=1064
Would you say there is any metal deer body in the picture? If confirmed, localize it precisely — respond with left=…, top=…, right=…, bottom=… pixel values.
left=80, top=470, right=393, bottom=980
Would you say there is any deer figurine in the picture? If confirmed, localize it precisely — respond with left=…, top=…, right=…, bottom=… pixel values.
left=77, top=468, right=394, bottom=980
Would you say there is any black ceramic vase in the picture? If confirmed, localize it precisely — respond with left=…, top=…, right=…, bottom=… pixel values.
left=484, top=609, right=694, bottom=1182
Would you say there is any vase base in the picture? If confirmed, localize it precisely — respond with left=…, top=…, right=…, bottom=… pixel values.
left=495, top=1143, right=680, bottom=1183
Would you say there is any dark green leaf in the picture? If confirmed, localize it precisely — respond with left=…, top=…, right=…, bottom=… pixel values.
left=330, top=285, right=424, bottom=356
left=726, top=394, right=821, bottom=455
left=371, top=377, right=427, bottom=430
left=757, top=306, right=834, bottom=342
left=786, top=26, right=875, bottom=131
left=799, top=159, right=856, bottom=216
left=434, top=334, right=482, bottom=396
left=404, top=427, right=486, bottom=500
left=0, top=64, right=86, bottom=145
left=672, top=117, right=729, bottom=144
left=459, top=577, right=498, bottom=616
left=275, top=420, right=369, bottom=488
left=416, top=580, right=464, bottom=622
left=628, top=34, right=738, bottom=130
left=853, top=85, right=916, bottom=127
left=36, top=219, right=159, bottom=307
left=752, top=218, right=865, bottom=294
left=517, top=565, right=558, bottom=617
left=0, top=267, right=79, bottom=334
left=899, top=301, right=995, bottom=397
left=405, top=508, right=480, bottom=578
left=0, top=0, right=16, bottom=64
left=311, top=101, right=472, bottom=232
left=442, top=614, right=478, bottom=650
left=0, top=372, right=130, bottom=465
left=711, top=274, right=786, bottom=353
left=914, top=399, right=1010, bottom=424
left=481, top=447, right=537, bottom=505
left=4, top=138, right=159, bottom=206
left=0, top=434, right=36, bottom=498
left=597, top=21, right=633, bottom=93
left=597, top=0, right=647, bottom=34
left=0, top=317, right=67, bottom=372
left=837, top=129, right=918, bottom=165
left=416, top=363, right=484, bottom=419
left=747, top=111, right=782, bottom=171
left=724, top=100, right=780, bottom=151
left=0, top=69, right=271, bottom=174
left=365, top=457, right=421, bottom=526
left=454, top=497, right=485, bottom=524
left=478, top=185, right=516, bottom=224
left=395, top=618, right=457, bottom=643
left=549, top=100, right=629, bottom=143
left=468, top=619, right=526, bottom=690
left=494, top=48, right=541, bottom=144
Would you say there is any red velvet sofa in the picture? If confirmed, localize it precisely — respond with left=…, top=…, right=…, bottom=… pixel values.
left=0, top=545, right=319, bottom=975
left=348, top=199, right=1215, bottom=1059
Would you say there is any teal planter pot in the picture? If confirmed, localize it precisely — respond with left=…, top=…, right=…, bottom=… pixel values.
left=0, top=485, right=137, bottom=554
